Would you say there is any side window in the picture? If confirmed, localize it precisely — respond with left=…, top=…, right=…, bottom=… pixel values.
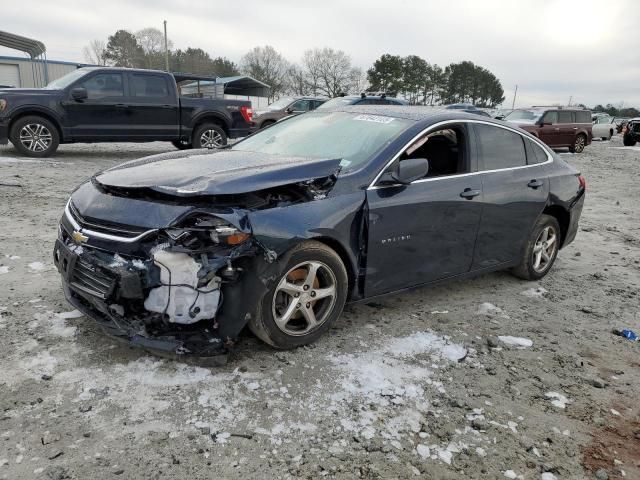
left=558, top=111, right=572, bottom=123
left=576, top=111, right=591, bottom=123
left=543, top=111, right=558, bottom=124
left=290, top=100, right=311, bottom=112
left=396, top=126, right=468, bottom=179
left=310, top=100, right=323, bottom=110
left=475, top=124, right=526, bottom=170
left=79, top=73, right=124, bottom=99
left=524, top=138, right=549, bottom=165
left=131, top=74, right=170, bottom=99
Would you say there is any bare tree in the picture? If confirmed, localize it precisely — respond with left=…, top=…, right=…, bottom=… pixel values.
left=82, top=39, right=107, bottom=66
left=301, top=48, right=357, bottom=97
left=241, top=46, right=289, bottom=101
left=136, top=27, right=172, bottom=69
left=286, top=64, right=309, bottom=96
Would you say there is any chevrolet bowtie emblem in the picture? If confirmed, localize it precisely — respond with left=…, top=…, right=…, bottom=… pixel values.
left=72, top=230, right=89, bottom=244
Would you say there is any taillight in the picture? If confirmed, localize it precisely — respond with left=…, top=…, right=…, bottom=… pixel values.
left=578, top=175, right=587, bottom=191
left=240, top=106, right=253, bottom=123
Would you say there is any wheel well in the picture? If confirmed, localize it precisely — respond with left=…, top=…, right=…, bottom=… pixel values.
left=543, top=205, right=570, bottom=247
left=193, top=116, right=229, bottom=135
left=311, top=236, right=357, bottom=299
left=9, top=111, right=63, bottom=141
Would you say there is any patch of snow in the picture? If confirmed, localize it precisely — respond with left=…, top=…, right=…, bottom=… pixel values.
left=521, top=287, right=548, bottom=298
left=56, top=310, right=84, bottom=320
left=0, top=266, right=9, bottom=274
left=430, top=310, right=449, bottom=314
left=476, top=447, right=486, bottom=457
left=416, top=444, right=430, bottom=458
left=498, top=336, right=533, bottom=348
left=610, top=408, right=621, bottom=416
left=503, top=471, right=523, bottom=479
left=541, top=473, right=558, bottom=480
left=545, top=392, right=569, bottom=409
left=27, top=261, right=46, bottom=272
left=476, top=302, right=503, bottom=315
left=5, top=255, right=20, bottom=260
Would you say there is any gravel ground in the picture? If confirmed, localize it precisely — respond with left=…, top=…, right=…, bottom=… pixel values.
left=0, top=138, right=639, bottom=480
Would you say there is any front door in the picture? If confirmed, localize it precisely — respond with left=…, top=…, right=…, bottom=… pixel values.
left=65, top=71, right=132, bottom=140
left=364, top=123, right=482, bottom=297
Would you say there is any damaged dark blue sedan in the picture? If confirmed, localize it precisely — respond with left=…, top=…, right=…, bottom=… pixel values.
left=54, top=107, right=586, bottom=362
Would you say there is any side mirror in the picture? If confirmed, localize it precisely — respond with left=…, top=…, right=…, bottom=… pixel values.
left=540, top=120, right=552, bottom=126
left=285, top=107, right=293, bottom=114
left=71, top=87, right=88, bottom=101
left=379, top=158, right=429, bottom=185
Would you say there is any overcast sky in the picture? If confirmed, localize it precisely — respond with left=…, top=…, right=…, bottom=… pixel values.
left=2, top=0, right=638, bottom=107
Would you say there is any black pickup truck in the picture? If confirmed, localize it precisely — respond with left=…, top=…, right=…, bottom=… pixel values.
left=0, top=67, right=253, bottom=157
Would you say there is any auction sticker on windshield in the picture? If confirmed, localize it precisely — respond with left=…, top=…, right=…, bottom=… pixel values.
left=353, top=114, right=395, bottom=124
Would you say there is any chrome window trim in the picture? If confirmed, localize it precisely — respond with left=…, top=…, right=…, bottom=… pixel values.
left=64, top=200, right=157, bottom=243
left=368, top=119, right=553, bottom=190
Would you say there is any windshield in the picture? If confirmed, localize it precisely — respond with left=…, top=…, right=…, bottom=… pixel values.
left=316, top=98, right=355, bottom=110
left=266, top=97, right=294, bottom=110
left=504, top=109, right=544, bottom=124
left=44, top=69, right=91, bottom=89
left=233, top=111, right=411, bottom=172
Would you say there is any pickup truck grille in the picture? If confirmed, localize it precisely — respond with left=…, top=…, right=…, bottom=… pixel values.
left=68, top=202, right=148, bottom=239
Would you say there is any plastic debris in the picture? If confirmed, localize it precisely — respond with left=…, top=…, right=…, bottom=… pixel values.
left=612, top=329, right=638, bottom=341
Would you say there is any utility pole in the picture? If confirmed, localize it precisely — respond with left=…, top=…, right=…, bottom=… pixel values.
left=163, top=20, right=169, bottom=72
left=568, top=95, right=572, bottom=106
left=511, top=85, right=518, bottom=109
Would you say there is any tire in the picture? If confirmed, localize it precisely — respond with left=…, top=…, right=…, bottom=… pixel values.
left=623, top=136, right=636, bottom=147
left=259, top=120, right=275, bottom=130
left=192, top=123, right=227, bottom=149
left=249, top=240, right=348, bottom=349
left=569, top=133, right=586, bottom=153
left=171, top=139, right=192, bottom=150
left=512, top=214, right=561, bottom=280
left=9, top=116, right=60, bottom=158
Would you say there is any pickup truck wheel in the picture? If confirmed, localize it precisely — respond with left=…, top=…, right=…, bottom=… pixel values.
left=171, top=139, right=192, bottom=150
left=623, top=136, right=636, bottom=147
left=193, top=124, right=227, bottom=149
left=10, top=116, right=60, bottom=158
left=249, top=241, right=348, bottom=350
left=569, top=133, right=586, bottom=153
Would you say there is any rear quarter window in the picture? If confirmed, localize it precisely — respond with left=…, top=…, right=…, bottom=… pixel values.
left=558, top=111, right=573, bottom=123
left=524, top=139, right=549, bottom=165
left=575, top=111, right=591, bottom=123
left=476, top=124, right=527, bottom=170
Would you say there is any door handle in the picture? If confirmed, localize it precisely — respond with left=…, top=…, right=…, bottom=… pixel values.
left=115, top=104, right=129, bottom=109
left=160, top=104, right=175, bottom=109
left=573, top=127, right=578, bottom=130
left=554, top=128, right=560, bottom=131
left=460, top=188, right=481, bottom=199
left=528, top=179, right=543, bottom=189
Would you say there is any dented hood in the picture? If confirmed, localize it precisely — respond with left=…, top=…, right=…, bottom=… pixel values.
left=94, top=149, right=342, bottom=197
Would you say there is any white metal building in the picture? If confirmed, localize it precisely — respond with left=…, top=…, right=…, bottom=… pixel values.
left=0, top=55, right=87, bottom=88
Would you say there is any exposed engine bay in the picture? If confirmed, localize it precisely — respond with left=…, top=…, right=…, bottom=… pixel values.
left=53, top=168, right=343, bottom=362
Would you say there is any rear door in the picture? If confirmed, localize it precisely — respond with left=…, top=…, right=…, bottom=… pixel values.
left=471, top=123, right=550, bottom=269
left=557, top=110, right=575, bottom=145
left=125, top=72, right=179, bottom=140
left=65, top=71, right=132, bottom=139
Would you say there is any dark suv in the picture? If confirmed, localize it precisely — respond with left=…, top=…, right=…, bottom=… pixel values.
left=623, top=118, right=640, bottom=146
left=505, top=107, right=592, bottom=153
left=252, top=97, right=326, bottom=129
left=316, top=94, right=408, bottom=110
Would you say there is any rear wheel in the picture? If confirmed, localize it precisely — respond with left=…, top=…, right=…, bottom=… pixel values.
left=512, top=214, right=561, bottom=280
left=569, top=133, right=586, bottom=153
left=249, top=241, right=348, bottom=349
left=192, top=124, right=227, bottom=149
left=10, top=116, right=60, bottom=158
left=623, top=136, right=637, bottom=146
left=260, top=120, right=275, bottom=129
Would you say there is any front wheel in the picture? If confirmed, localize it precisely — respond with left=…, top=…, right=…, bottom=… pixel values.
left=569, top=134, right=586, bottom=153
left=249, top=241, right=348, bottom=349
left=512, top=214, right=561, bottom=280
left=192, top=124, right=227, bottom=149
left=623, top=136, right=637, bottom=147
left=9, top=116, right=60, bottom=158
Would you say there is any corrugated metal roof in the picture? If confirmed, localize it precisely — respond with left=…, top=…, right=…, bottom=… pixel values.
left=0, top=31, right=46, bottom=58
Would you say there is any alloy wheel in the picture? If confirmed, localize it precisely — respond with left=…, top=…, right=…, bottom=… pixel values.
left=532, top=226, right=558, bottom=273
left=19, top=123, right=52, bottom=152
left=574, top=135, right=585, bottom=153
left=271, top=261, right=337, bottom=336
left=199, top=129, right=223, bottom=148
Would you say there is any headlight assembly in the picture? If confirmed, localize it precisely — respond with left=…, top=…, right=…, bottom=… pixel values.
left=166, top=215, right=250, bottom=250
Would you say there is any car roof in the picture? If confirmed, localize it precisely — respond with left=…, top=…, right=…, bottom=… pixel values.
left=324, top=105, right=509, bottom=125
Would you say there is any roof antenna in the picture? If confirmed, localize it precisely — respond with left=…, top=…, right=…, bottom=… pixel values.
left=361, top=92, right=366, bottom=99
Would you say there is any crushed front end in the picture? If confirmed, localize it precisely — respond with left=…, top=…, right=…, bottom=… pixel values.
left=53, top=189, right=268, bottom=364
